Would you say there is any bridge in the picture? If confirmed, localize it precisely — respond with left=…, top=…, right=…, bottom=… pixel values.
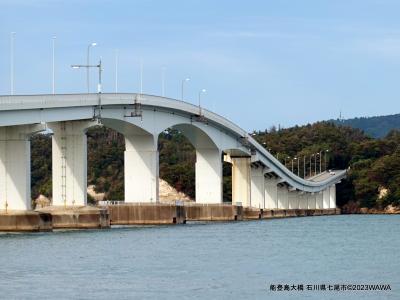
left=0, top=93, right=346, bottom=226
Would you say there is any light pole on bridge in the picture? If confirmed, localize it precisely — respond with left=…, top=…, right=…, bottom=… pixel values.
left=10, top=32, right=16, bottom=95
left=198, top=89, right=206, bottom=116
left=86, top=42, right=97, bottom=93
left=181, top=78, right=190, bottom=101
left=72, top=59, right=102, bottom=95
left=52, top=35, right=56, bottom=94
left=325, top=149, right=329, bottom=171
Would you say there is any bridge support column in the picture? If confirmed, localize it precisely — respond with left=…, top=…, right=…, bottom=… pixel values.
left=299, top=193, right=308, bottom=209
left=307, top=193, right=316, bottom=209
left=0, top=125, right=43, bottom=210
left=250, top=166, right=265, bottom=208
left=50, top=121, right=91, bottom=206
left=230, top=157, right=251, bottom=207
left=195, top=148, right=222, bottom=204
left=329, top=185, right=336, bottom=208
left=323, top=188, right=330, bottom=208
left=277, top=185, right=289, bottom=209
left=125, top=135, right=159, bottom=203
left=288, top=191, right=299, bottom=209
left=265, top=178, right=278, bottom=209
left=316, top=192, right=323, bottom=209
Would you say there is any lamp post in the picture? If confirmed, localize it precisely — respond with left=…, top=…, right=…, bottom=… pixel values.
left=181, top=78, right=190, bottom=101
left=86, top=42, right=97, bottom=93
left=72, top=59, right=102, bottom=119
left=72, top=59, right=102, bottom=93
left=295, top=157, right=299, bottom=176
left=285, top=156, right=290, bottom=168
left=115, top=49, right=118, bottom=93
left=314, top=153, right=318, bottom=175
left=52, top=35, right=56, bottom=94
left=291, top=159, right=294, bottom=173
left=198, top=89, right=206, bottom=115
left=161, top=67, right=166, bottom=97
left=303, top=156, right=306, bottom=178
left=319, top=151, right=322, bottom=174
left=10, top=32, right=16, bottom=95
left=325, top=149, right=329, bottom=171
left=310, top=154, right=314, bottom=177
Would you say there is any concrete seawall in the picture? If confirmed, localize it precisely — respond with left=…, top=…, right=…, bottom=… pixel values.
left=0, top=204, right=340, bottom=231
left=0, top=211, right=52, bottom=232
left=36, top=206, right=110, bottom=229
left=108, top=203, right=186, bottom=225
left=106, top=203, right=340, bottom=224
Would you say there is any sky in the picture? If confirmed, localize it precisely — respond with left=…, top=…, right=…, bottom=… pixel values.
left=0, top=0, right=399, bottom=131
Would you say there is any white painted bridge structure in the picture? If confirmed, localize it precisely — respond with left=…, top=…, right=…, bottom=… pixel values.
left=0, top=93, right=346, bottom=211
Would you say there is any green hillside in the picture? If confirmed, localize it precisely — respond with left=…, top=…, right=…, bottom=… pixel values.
left=331, top=113, right=400, bottom=138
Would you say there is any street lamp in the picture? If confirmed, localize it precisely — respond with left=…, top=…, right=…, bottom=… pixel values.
left=52, top=35, right=56, bottom=94
left=87, top=42, right=97, bottom=93
left=72, top=59, right=103, bottom=119
left=310, top=154, right=314, bottom=177
left=324, top=150, right=329, bottom=171
left=115, top=49, right=118, bottom=93
left=72, top=59, right=102, bottom=93
left=294, top=157, right=299, bottom=176
left=285, top=156, right=290, bottom=168
left=10, top=32, right=16, bottom=95
left=319, top=151, right=322, bottom=174
left=198, top=89, right=206, bottom=115
left=315, top=153, right=318, bottom=175
left=161, top=67, right=166, bottom=97
left=181, top=78, right=190, bottom=101
left=303, top=156, right=306, bottom=178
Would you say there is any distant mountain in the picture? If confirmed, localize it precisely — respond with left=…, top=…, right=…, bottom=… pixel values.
left=331, top=113, right=400, bottom=138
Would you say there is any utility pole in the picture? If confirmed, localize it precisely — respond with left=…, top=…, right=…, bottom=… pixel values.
left=10, top=32, right=16, bottom=95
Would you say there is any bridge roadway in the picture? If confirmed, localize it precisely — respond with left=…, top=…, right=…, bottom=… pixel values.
left=0, top=93, right=346, bottom=212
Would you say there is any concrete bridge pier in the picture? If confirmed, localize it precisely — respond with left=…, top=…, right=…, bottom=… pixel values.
left=50, top=121, right=92, bottom=206
left=288, top=191, right=299, bottom=209
left=265, top=177, right=278, bottom=209
left=230, top=156, right=251, bottom=207
left=299, top=193, right=308, bottom=209
left=323, top=188, right=330, bottom=208
left=330, top=185, right=336, bottom=208
left=277, top=185, right=289, bottom=209
left=307, top=193, right=317, bottom=209
left=250, top=165, right=265, bottom=208
left=316, top=192, right=324, bottom=209
left=0, top=125, right=43, bottom=210
left=195, top=148, right=223, bottom=204
left=125, top=134, right=159, bottom=203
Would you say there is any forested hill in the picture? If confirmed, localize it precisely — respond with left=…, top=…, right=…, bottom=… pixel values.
left=331, top=113, right=400, bottom=138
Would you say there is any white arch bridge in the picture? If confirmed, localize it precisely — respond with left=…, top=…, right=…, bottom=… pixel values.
left=0, top=93, right=346, bottom=211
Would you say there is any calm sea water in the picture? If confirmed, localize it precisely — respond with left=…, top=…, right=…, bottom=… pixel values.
left=0, top=215, right=399, bottom=300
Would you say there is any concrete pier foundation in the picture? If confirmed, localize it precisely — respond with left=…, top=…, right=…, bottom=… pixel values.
left=250, top=166, right=265, bottom=208
left=125, top=135, right=159, bottom=203
left=0, top=125, right=43, bottom=210
left=37, top=206, right=110, bottom=229
left=108, top=203, right=185, bottom=225
left=265, top=178, right=278, bottom=209
left=277, top=185, right=289, bottom=209
left=230, top=157, right=251, bottom=207
left=195, top=148, right=223, bottom=204
left=185, top=203, right=242, bottom=221
left=0, top=211, right=52, bottom=232
left=49, top=121, right=92, bottom=206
